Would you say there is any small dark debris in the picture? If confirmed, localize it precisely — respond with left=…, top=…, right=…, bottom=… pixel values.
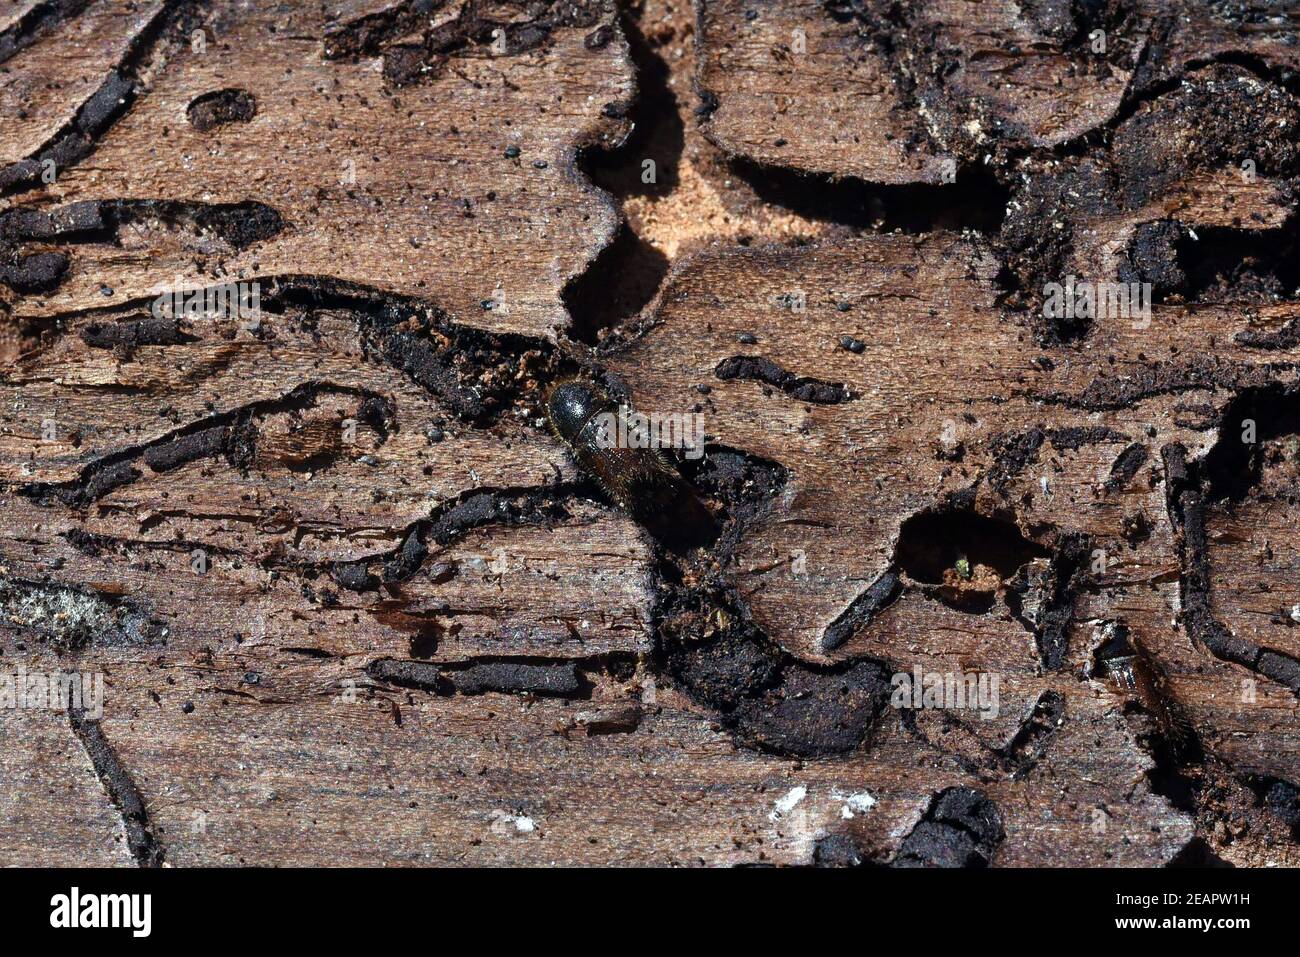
left=186, top=88, right=257, bottom=132
left=451, top=661, right=583, bottom=697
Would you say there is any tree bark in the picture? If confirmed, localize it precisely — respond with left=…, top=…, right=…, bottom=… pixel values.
left=1, top=0, right=1298, bottom=866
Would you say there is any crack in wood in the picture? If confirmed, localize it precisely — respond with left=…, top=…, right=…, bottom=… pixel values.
left=14, top=381, right=390, bottom=507
left=1163, top=443, right=1300, bottom=695
left=323, top=0, right=607, bottom=87
left=713, top=355, right=854, bottom=404
left=0, top=0, right=196, bottom=197
left=0, top=0, right=93, bottom=67
left=68, top=708, right=165, bottom=867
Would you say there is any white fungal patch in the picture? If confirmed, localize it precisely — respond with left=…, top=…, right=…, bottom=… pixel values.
left=765, top=787, right=844, bottom=865
left=768, top=785, right=807, bottom=821
left=488, top=809, right=538, bottom=836
left=840, top=791, right=877, bottom=819
left=0, top=576, right=159, bottom=648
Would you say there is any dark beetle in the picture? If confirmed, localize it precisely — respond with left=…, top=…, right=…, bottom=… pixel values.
left=1094, top=624, right=1196, bottom=759
left=545, top=379, right=716, bottom=547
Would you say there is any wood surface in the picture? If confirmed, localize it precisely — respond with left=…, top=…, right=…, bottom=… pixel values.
left=1, top=0, right=1298, bottom=866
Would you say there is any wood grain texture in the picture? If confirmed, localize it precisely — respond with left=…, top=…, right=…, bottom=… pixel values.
left=696, top=0, right=1300, bottom=177
left=0, top=709, right=133, bottom=866
left=2, top=0, right=634, bottom=339
left=696, top=0, right=946, bottom=183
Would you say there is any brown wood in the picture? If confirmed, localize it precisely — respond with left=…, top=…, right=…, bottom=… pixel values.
left=696, top=0, right=946, bottom=183
left=2, top=0, right=1299, bottom=867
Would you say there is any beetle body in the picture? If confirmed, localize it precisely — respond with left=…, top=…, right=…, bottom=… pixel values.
left=1095, top=625, right=1194, bottom=757
left=545, top=380, right=715, bottom=547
